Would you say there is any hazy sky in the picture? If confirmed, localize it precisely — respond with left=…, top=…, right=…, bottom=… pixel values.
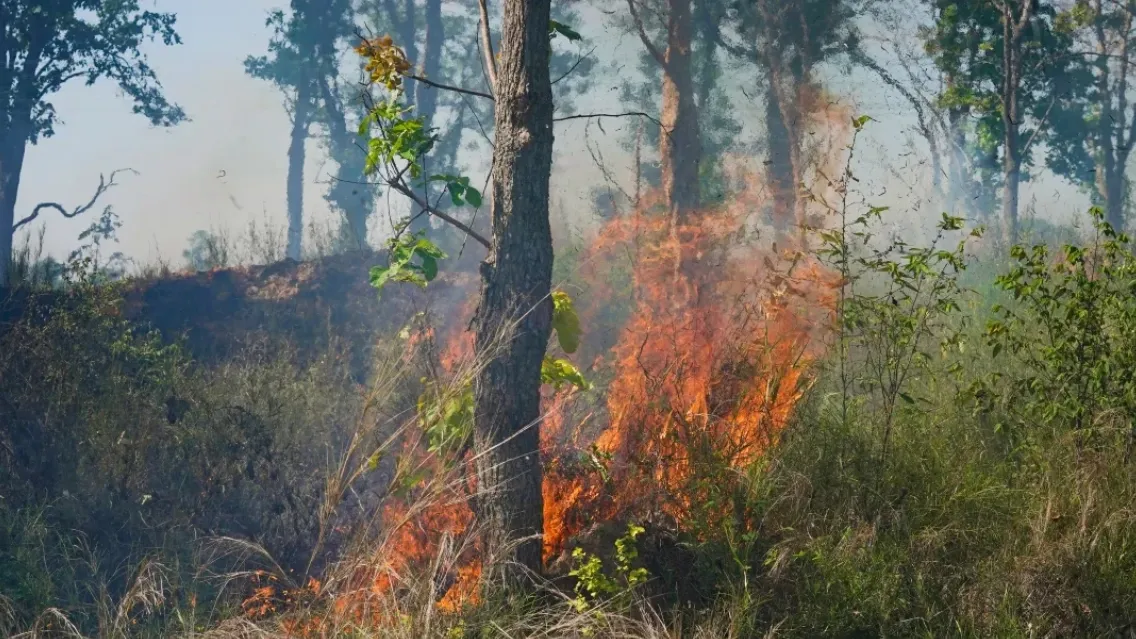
left=14, top=1, right=1089, bottom=269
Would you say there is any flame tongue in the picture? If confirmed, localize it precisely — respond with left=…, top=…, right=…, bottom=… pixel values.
left=363, top=172, right=836, bottom=611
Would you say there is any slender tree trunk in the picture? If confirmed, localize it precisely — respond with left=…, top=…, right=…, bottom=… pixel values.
left=319, top=79, right=372, bottom=249
left=659, top=0, right=701, bottom=223
left=999, top=0, right=1033, bottom=248
left=410, top=0, right=445, bottom=235
left=473, top=0, right=554, bottom=582
left=286, top=82, right=311, bottom=261
left=1001, top=147, right=1020, bottom=246
left=398, top=0, right=419, bottom=109
left=945, top=106, right=971, bottom=218
left=1099, top=166, right=1126, bottom=231
left=0, top=134, right=29, bottom=285
left=765, top=79, right=795, bottom=230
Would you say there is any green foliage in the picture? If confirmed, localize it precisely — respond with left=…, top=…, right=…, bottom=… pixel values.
left=417, top=379, right=474, bottom=459
left=370, top=231, right=448, bottom=293
left=548, top=20, right=582, bottom=42
left=817, top=120, right=983, bottom=465
left=360, top=100, right=437, bottom=180
left=429, top=174, right=483, bottom=208
left=978, top=207, right=1136, bottom=434
left=921, top=0, right=1090, bottom=214
left=569, top=523, right=650, bottom=612
left=541, top=356, right=591, bottom=392
left=3, top=0, right=185, bottom=144
left=551, top=290, right=582, bottom=354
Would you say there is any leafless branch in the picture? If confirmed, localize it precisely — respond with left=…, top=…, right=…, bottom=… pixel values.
left=552, top=46, right=598, bottom=85
left=478, top=0, right=498, bottom=91
left=626, top=0, right=666, bottom=68
left=12, top=168, right=138, bottom=233
left=408, top=73, right=494, bottom=101
left=554, top=111, right=667, bottom=132
left=388, top=180, right=491, bottom=249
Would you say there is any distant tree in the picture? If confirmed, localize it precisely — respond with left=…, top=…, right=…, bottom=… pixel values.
left=723, top=0, right=861, bottom=232
left=246, top=0, right=353, bottom=259
left=921, top=0, right=1083, bottom=245
left=0, top=0, right=185, bottom=283
left=1045, top=0, right=1136, bottom=233
left=182, top=230, right=231, bottom=272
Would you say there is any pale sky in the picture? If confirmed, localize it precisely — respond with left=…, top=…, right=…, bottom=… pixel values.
left=13, top=2, right=1090, bottom=270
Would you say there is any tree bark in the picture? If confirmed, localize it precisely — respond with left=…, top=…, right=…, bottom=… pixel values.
left=659, top=0, right=701, bottom=223
left=286, top=81, right=312, bottom=261
left=410, top=0, right=445, bottom=235
left=0, top=134, right=29, bottom=285
left=765, top=80, right=796, bottom=229
left=999, top=0, right=1034, bottom=248
left=472, top=0, right=554, bottom=582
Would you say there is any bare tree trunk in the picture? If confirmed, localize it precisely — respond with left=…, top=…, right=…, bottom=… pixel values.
left=410, top=0, right=445, bottom=235
left=765, top=80, right=795, bottom=229
left=999, top=0, right=1034, bottom=248
left=0, top=135, right=28, bottom=285
left=626, top=0, right=701, bottom=222
left=1092, top=0, right=1134, bottom=233
left=659, top=0, right=701, bottom=222
left=473, top=0, right=554, bottom=582
left=286, top=82, right=311, bottom=261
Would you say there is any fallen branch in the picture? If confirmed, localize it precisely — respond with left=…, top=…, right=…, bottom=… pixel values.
left=12, top=168, right=138, bottom=233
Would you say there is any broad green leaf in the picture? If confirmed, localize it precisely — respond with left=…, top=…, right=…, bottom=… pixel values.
left=549, top=20, right=583, bottom=41
left=552, top=290, right=582, bottom=354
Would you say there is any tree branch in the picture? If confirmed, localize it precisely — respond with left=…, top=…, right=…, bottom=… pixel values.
left=477, top=0, right=498, bottom=91
left=552, top=47, right=597, bottom=85
left=554, top=111, right=665, bottom=130
left=626, top=0, right=667, bottom=68
left=407, top=73, right=494, bottom=100
left=387, top=180, right=491, bottom=248
left=12, top=169, right=138, bottom=234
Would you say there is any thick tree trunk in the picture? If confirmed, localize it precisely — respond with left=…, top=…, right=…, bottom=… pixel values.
left=472, top=0, right=554, bottom=582
left=659, top=0, right=701, bottom=223
left=0, top=135, right=28, bottom=286
left=286, top=82, right=311, bottom=261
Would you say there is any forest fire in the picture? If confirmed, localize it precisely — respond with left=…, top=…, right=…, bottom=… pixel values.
left=350, top=164, right=839, bottom=616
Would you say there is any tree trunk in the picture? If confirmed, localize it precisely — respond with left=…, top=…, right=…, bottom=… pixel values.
left=999, top=0, right=1033, bottom=248
left=472, top=0, right=554, bottom=582
left=0, top=135, right=29, bottom=286
left=1099, top=164, right=1126, bottom=232
left=765, top=80, right=795, bottom=230
left=286, top=82, right=311, bottom=261
left=1001, top=149, right=1020, bottom=247
left=659, top=0, right=701, bottom=223
left=410, top=0, right=445, bottom=235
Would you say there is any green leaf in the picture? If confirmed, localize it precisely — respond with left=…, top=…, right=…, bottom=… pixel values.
left=549, top=20, right=583, bottom=41
left=465, top=187, right=483, bottom=208
left=421, top=254, right=438, bottom=281
left=552, top=290, right=582, bottom=354
left=542, top=356, right=591, bottom=391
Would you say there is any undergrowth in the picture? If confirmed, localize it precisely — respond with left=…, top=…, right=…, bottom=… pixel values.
left=4, top=196, right=1136, bottom=637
